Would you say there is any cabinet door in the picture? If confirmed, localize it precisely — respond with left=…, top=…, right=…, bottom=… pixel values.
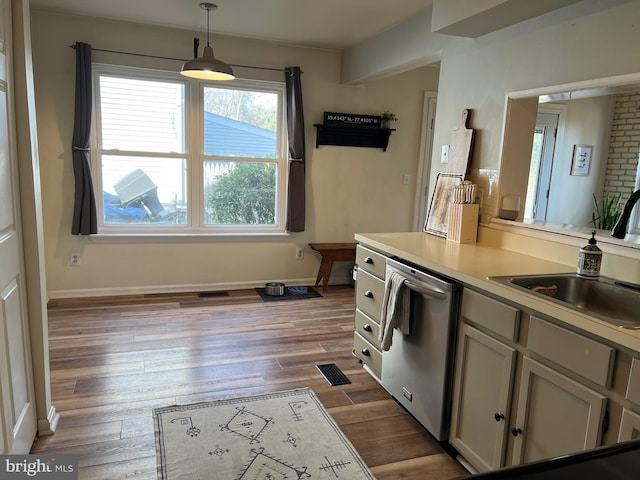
left=511, top=357, right=606, bottom=465
left=450, top=324, right=516, bottom=472
left=618, top=408, right=640, bottom=441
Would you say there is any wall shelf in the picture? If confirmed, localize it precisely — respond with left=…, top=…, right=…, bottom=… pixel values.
left=314, top=124, right=395, bottom=151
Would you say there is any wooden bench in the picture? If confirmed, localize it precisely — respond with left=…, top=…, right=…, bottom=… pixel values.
left=309, top=242, right=357, bottom=292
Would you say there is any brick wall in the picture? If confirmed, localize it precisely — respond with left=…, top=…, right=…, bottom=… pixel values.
left=604, top=92, right=640, bottom=204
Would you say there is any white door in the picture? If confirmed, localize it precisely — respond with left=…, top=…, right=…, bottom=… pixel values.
left=0, top=0, right=38, bottom=454
left=414, top=92, right=437, bottom=231
left=524, top=112, right=558, bottom=220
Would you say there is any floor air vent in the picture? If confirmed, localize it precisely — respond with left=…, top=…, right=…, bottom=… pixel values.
left=316, top=363, right=351, bottom=386
left=197, top=291, right=230, bottom=298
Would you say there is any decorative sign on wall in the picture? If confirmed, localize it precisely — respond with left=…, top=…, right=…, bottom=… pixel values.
left=323, top=112, right=382, bottom=127
left=571, top=144, right=593, bottom=176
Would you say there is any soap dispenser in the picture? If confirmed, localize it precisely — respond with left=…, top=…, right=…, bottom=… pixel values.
left=577, top=230, right=602, bottom=278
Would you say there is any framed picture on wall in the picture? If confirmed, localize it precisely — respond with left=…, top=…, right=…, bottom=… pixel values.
left=571, top=144, right=593, bottom=176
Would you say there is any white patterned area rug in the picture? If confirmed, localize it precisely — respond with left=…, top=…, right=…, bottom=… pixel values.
left=153, top=387, right=376, bottom=479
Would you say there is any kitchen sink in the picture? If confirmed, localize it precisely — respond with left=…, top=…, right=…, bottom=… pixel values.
left=489, top=273, right=640, bottom=329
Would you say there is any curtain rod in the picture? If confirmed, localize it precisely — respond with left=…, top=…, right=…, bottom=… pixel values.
left=69, top=44, right=289, bottom=74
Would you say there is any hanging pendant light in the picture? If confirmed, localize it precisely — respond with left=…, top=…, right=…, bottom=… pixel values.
left=181, top=3, right=234, bottom=80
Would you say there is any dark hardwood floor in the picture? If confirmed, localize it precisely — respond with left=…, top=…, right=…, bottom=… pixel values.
left=31, top=286, right=468, bottom=479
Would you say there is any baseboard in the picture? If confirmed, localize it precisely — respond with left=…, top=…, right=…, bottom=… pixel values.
left=47, top=277, right=322, bottom=299
left=37, top=405, right=60, bottom=436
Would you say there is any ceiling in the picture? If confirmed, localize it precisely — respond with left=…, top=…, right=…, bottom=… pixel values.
left=30, top=0, right=435, bottom=49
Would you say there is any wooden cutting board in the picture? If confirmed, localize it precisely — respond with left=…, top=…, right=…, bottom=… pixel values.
left=447, top=109, right=474, bottom=175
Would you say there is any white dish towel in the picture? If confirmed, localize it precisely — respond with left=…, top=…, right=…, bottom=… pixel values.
left=379, top=267, right=410, bottom=351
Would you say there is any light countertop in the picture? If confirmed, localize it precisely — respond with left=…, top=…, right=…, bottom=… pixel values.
left=355, top=232, right=640, bottom=354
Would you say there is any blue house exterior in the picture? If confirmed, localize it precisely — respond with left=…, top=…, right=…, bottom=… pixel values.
left=203, top=112, right=276, bottom=157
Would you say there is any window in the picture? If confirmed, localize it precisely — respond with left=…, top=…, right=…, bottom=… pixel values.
left=93, top=65, right=287, bottom=235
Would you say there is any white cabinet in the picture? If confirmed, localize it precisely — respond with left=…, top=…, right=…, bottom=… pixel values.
left=451, top=288, right=611, bottom=473
left=619, top=358, right=640, bottom=441
left=450, top=323, right=516, bottom=471
left=625, top=358, right=640, bottom=406
left=511, top=357, right=606, bottom=464
left=353, top=245, right=387, bottom=378
left=618, top=408, right=640, bottom=441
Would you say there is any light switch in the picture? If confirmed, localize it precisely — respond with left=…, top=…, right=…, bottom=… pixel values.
left=441, top=145, right=449, bottom=164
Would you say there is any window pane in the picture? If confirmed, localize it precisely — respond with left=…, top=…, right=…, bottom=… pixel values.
left=99, top=76, right=185, bottom=153
left=203, top=87, right=277, bottom=157
left=204, top=161, right=277, bottom=225
left=102, top=155, right=187, bottom=225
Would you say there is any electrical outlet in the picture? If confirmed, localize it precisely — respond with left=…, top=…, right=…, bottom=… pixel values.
left=296, top=248, right=304, bottom=260
left=403, top=173, right=411, bottom=185
left=69, top=253, right=81, bottom=267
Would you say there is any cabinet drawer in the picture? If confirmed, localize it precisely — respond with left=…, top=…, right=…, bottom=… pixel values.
left=353, top=332, right=382, bottom=378
left=461, top=289, right=520, bottom=341
left=355, top=309, right=381, bottom=349
left=527, top=316, right=614, bottom=387
left=626, top=358, right=640, bottom=406
left=356, top=269, right=385, bottom=321
left=356, top=245, right=386, bottom=280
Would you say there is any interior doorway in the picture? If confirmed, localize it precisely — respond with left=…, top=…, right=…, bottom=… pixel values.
left=524, top=111, right=559, bottom=221
left=413, top=91, right=437, bottom=231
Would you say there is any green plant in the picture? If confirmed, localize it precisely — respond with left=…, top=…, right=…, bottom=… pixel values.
left=591, top=192, right=623, bottom=230
left=207, top=162, right=276, bottom=225
left=381, top=110, right=397, bottom=122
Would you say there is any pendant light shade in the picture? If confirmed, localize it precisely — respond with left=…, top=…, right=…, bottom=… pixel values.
left=181, top=45, right=234, bottom=80
left=181, top=3, right=234, bottom=80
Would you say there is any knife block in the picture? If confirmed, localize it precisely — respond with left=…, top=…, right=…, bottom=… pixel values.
left=447, top=203, right=479, bottom=243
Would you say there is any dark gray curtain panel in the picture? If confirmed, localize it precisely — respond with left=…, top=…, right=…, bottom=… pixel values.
left=71, top=42, right=97, bottom=235
left=284, top=66, right=306, bottom=232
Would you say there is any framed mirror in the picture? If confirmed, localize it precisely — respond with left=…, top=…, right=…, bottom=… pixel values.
left=498, top=72, right=640, bottom=247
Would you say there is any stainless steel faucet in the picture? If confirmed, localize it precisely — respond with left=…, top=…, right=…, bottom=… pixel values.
left=611, top=189, right=640, bottom=238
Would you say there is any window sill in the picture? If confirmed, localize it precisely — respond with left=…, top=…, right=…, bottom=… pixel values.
left=488, top=217, right=640, bottom=255
left=89, top=232, right=291, bottom=243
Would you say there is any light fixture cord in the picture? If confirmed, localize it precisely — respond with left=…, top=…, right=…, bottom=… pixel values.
left=206, top=7, right=211, bottom=47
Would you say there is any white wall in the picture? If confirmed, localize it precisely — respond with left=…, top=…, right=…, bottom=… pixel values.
left=340, top=8, right=445, bottom=85
left=342, top=0, right=640, bottom=225
left=30, top=9, right=439, bottom=297
left=430, top=0, right=640, bottom=222
left=545, top=96, right=614, bottom=226
left=34, top=0, right=640, bottom=297
left=342, top=0, right=640, bottom=265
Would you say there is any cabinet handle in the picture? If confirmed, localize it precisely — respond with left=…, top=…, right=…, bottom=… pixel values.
left=361, top=348, right=371, bottom=357
left=364, top=290, right=374, bottom=298
left=511, top=427, right=522, bottom=437
left=494, top=413, right=505, bottom=422
left=364, top=257, right=374, bottom=264
left=363, top=324, right=373, bottom=332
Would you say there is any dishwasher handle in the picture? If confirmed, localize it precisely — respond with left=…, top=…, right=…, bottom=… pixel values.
left=404, top=280, right=447, bottom=300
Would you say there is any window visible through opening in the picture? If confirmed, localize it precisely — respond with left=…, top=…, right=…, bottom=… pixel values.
left=93, top=66, right=287, bottom=234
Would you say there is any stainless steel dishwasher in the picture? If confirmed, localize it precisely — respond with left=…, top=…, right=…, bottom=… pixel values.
left=381, top=256, right=461, bottom=441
